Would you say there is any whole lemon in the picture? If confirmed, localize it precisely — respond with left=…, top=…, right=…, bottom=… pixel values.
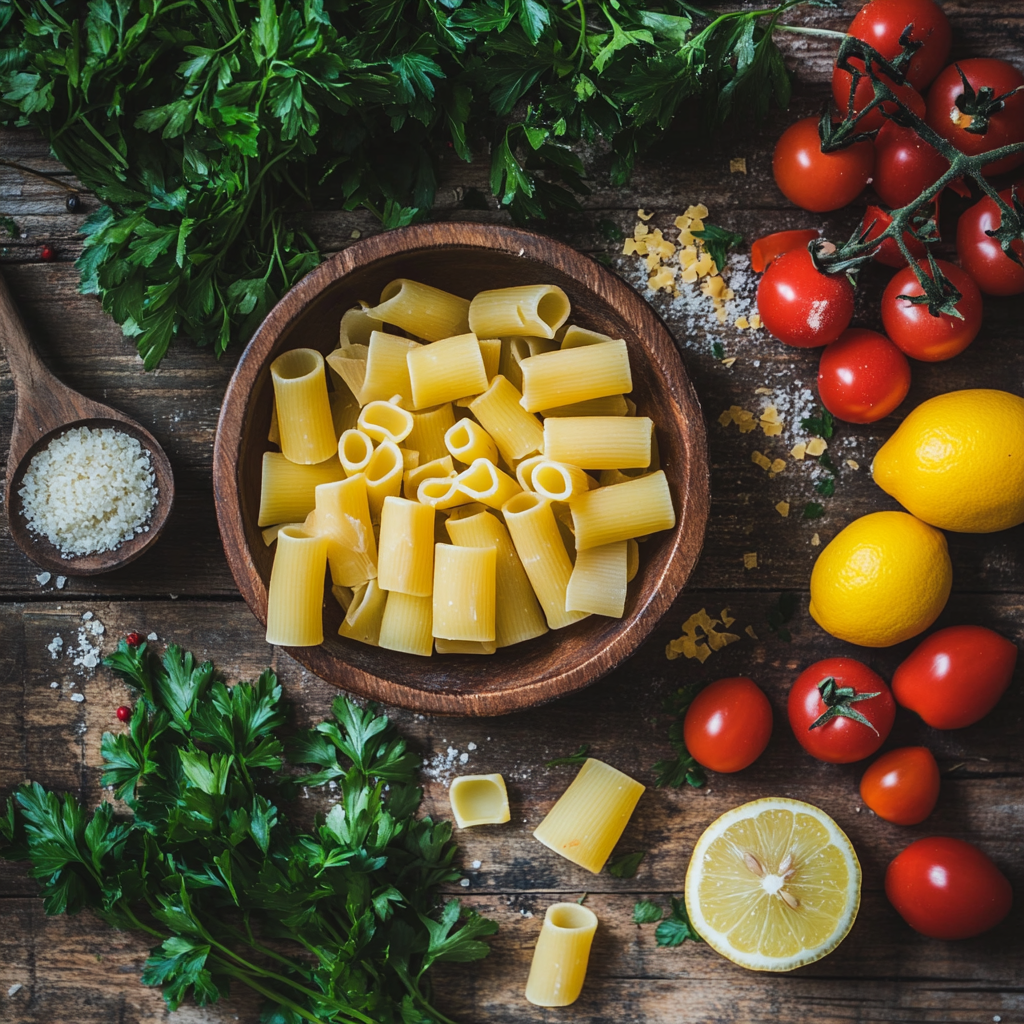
left=872, top=389, right=1024, bottom=533
left=809, top=511, right=952, bottom=647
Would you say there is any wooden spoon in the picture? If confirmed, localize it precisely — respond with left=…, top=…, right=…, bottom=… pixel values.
left=0, top=270, right=174, bottom=575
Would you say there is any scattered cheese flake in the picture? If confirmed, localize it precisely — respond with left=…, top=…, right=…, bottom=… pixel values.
left=846, top=459, right=860, bottom=470
left=749, top=314, right=763, bottom=330
left=721, top=356, right=737, bottom=367
left=70, top=692, right=85, bottom=703
left=729, top=157, right=748, bottom=174
left=720, top=608, right=735, bottom=628
left=637, top=208, right=653, bottom=221
left=790, top=442, right=807, bottom=460
left=743, top=552, right=758, bottom=569
left=806, top=437, right=828, bottom=457
left=811, top=533, right=821, bottom=546
left=761, top=422, right=783, bottom=436
left=35, top=572, right=51, bottom=585
left=734, top=315, right=750, bottom=329
left=752, top=450, right=772, bottom=471
left=776, top=500, right=791, bottom=517
left=648, top=266, right=675, bottom=292
left=665, top=608, right=739, bottom=662
left=718, top=409, right=733, bottom=427
left=754, top=387, right=773, bottom=395
left=760, top=405, right=780, bottom=424
left=745, top=625, right=759, bottom=640
left=769, top=458, right=787, bottom=476
left=685, top=203, right=709, bottom=220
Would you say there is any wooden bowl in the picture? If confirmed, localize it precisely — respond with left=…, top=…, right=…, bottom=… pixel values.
left=214, top=223, right=709, bottom=716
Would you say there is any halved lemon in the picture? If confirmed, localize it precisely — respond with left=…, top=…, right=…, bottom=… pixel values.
left=684, top=797, right=861, bottom=972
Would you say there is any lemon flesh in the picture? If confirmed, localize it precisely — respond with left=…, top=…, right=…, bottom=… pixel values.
left=685, top=797, right=861, bottom=972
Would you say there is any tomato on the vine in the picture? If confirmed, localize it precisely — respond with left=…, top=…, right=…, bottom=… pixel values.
left=892, top=625, right=1018, bottom=729
left=956, top=189, right=1024, bottom=296
left=863, top=203, right=934, bottom=267
left=881, top=259, right=983, bottom=361
left=817, top=328, right=911, bottom=424
left=773, top=117, right=874, bottom=213
left=860, top=747, right=940, bottom=825
left=682, top=677, right=773, bottom=774
left=886, top=837, right=1013, bottom=939
left=756, top=248, right=855, bottom=348
left=926, top=58, right=1024, bottom=176
left=831, top=73, right=925, bottom=135
left=873, top=119, right=949, bottom=210
left=750, top=229, right=820, bottom=274
left=787, top=658, right=896, bottom=764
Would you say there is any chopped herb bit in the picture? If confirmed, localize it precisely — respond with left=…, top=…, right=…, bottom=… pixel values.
left=815, top=477, right=836, bottom=497
left=693, top=223, right=744, bottom=272
left=819, top=451, right=840, bottom=476
left=600, top=219, right=624, bottom=242
left=655, top=897, right=704, bottom=947
left=652, top=685, right=707, bottom=789
left=546, top=744, right=591, bottom=768
left=711, top=340, right=726, bottom=359
left=576, top=892, right=589, bottom=905
left=803, top=501, right=826, bottom=519
left=0, top=216, right=19, bottom=238
left=801, top=407, right=836, bottom=440
left=633, top=901, right=663, bottom=925
left=607, top=851, right=646, bottom=879
left=766, top=591, right=798, bottom=642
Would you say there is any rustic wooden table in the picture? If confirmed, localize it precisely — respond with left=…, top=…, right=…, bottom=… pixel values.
left=1, top=5, right=1022, bottom=1022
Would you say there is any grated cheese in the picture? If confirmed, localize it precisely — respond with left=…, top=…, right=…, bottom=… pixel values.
left=776, top=501, right=791, bottom=517
left=743, top=552, right=758, bottom=569
left=751, top=450, right=772, bottom=471
left=745, top=624, right=759, bottom=640
left=846, top=459, right=860, bottom=470
left=790, top=442, right=807, bottom=461
left=806, top=437, right=828, bottom=457
left=665, top=608, right=740, bottom=662
left=730, top=157, right=748, bottom=174
left=811, top=533, right=821, bottom=546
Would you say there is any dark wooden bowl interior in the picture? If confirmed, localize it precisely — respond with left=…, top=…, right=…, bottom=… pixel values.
left=215, top=223, right=709, bottom=716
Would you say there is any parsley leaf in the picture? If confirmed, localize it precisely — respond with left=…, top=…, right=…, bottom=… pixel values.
left=801, top=407, right=836, bottom=439
left=815, top=477, right=836, bottom=497
left=607, top=851, right=646, bottom=878
left=633, top=900, right=663, bottom=924
left=545, top=744, right=591, bottom=768
left=655, top=897, right=703, bottom=947
left=652, top=685, right=707, bottom=789
left=693, top=222, right=743, bottom=272
left=803, top=501, right=825, bottom=519
left=767, top=591, right=798, bottom=642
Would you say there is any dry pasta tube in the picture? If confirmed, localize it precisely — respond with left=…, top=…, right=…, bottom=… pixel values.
left=565, top=541, right=628, bottom=618
left=357, top=399, right=414, bottom=444
left=478, top=336, right=501, bottom=380
left=405, top=403, right=456, bottom=463
left=268, top=401, right=280, bottom=446
left=377, top=496, right=435, bottom=597
left=519, top=339, right=632, bottom=413
left=455, top=458, right=522, bottom=510
left=560, top=324, right=618, bottom=349
left=366, top=279, right=470, bottom=342
left=626, top=538, right=640, bottom=583
left=502, top=492, right=587, bottom=630
left=404, top=455, right=455, bottom=498
left=265, top=527, right=327, bottom=647
left=378, top=591, right=434, bottom=657
left=498, top=337, right=531, bottom=391
left=515, top=454, right=547, bottom=492
left=532, top=460, right=593, bottom=502
left=527, top=337, right=560, bottom=356
left=364, top=440, right=404, bottom=520
left=338, top=578, right=387, bottom=646
left=326, top=344, right=369, bottom=404
left=339, top=306, right=382, bottom=348
left=417, top=474, right=471, bottom=511
left=449, top=773, right=510, bottom=827
left=400, top=448, right=419, bottom=471
left=445, top=418, right=498, bottom=465
left=533, top=758, right=645, bottom=874
left=407, top=332, right=489, bottom=409
left=258, top=452, right=345, bottom=527
left=338, top=429, right=375, bottom=477
left=313, top=477, right=378, bottom=588
left=569, top=470, right=676, bottom=550
left=434, top=639, right=497, bottom=655
left=541, top=394, right=629, bottom=418
left=329, top=389, right=360, bottom=438
left=363, top=330, right=419, bottom=405
left=469, top=375, right=544, bottom=465
left=445, top=510, right=548, bottom=647
left=469, top=284, right=570, bottom=340
left=270, top=348, right=337, bottom=465
left=543, top=416, right=653, bottom=470
left=432, top=543, right=496, bottom=642
left=261, top=522, right=301, bottom=546
left=524, top=902, right=599, bottom=1008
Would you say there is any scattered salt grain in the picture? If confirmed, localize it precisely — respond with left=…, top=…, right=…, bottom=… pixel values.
left=467, top=742, right=477, bottom=751
left=459, top=878, right=471, bottom=887
left=56, top=576, right=66, bottom=589
left=35, top=572, right=51, bottom=586
left=70, top=692, right=85, bottom=703
left=82, top=612, right=93, bottom=621
left=471, top=860, right=482, bottom=869
left=7, top=984, right=22, bottom=997
left=47, top=636, right=63, bottom=659
left=147, top=631, right=158, bottom=641
left=459, top=752, right=469, bottom=764
left=49, top=682, right=58, bottom=689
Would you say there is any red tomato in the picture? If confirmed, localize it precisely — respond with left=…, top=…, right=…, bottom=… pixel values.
left=835, top=0, right=951, bottom=94
left=831, top=73, right=925, bottom=134
left=817, top=328, right=911, bottom=424
left=881, top=258, right=983, bottom=361
left=787, top=658, right=896, bottom=764
left=860, top=747, right=940, bottom=825
left=874, top=119, right=949, bottom=209
left=750, top=229, right=820, bottom=274
left=926, top=59, right=1024, bottom=176
left=773, top=117, right=875, bottom=213
left=886, top=837, right=1012, bottom=939
left=863, top=203, right=935, bottom=267
left=956, top=189, right=1024, bottom=297
left=683, top=677, right=773, bottom=773
left=756, top=248, right=856, bottom=348
left=892, top=625, right=1018, bottom=729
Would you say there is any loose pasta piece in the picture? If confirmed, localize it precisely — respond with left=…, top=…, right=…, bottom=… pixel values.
left=377, top=496, right=435, bottom=597
left=525, top=903, right=599, bottom=1008
left=330, top=584, right=354, bottom=613
left=598, top=468, right=634, bottom=488
left=434, top=639, right=497, bottom=655
left=339, top=306, right=382, bottom=349
left=445, top=501, right=491, bottom=522
left=378, top=591, right=434, bottom=657
left=569, top=470, right=676, bottom=550
left=526, top=337, right=560, bottom=356
left=417, top=474, right=471, bottom=511
left=531, top=460, right=594, bottom=502
left=519, top=339, right=633, bottom=413
left=329, top=389, right=360, bottom=438
left=432, top=543, right=496, bottom=642
left=326, top=343, right=369, bottom=404
left=313, top=476, right=378, bottom=588
left=404, top=455, right=455, bottom=498
left=265, top=527, right=327, bottom=647
left=533, top=758, right=645, bottom=873
left=543, top=416, right=652, bottom=469
left=270, top=348, right=337, bottom=464
left=478, top=336, right=501, bottom=381
left=366, top=279, right=470, bottom=342
left=405, top=403, right=456, bottom=463
left=400, top=448, right=419, bottom=471
left=455, top=458, right=522, bottom=510
left=626, top=538, right=640, bottom=582
left=449, top=773, right=510, bottom=827
left=469, top=284, right=570, bottom=340
left=338, top=428, right=375, bottom=477
left=498, top=337, right=531, bottom=391
left=364, top=440, right=404, bottom=520
left=268, top=401, right=280, bottom=446
left=357, top=399, right=414, bottom=444
left=469, top=375, right=544, bottom=464
left=502, top=492, right=588, bottom=630
left=560, top=325, right=619, bottom=349
left=515, top=454, right=547, bottom=492
left=258, top=452, right=345, bottom=527
left=565, top=541, right=628, bottom=617
left=407, top=332, right=489, bottom=409
left=445, top=418, right=498, bottom=465
left=362, top=331, right=419, bottom=405
left=540, top=394, right=629, bottom=418
left=446, top=510, right=548, bottom=647
left=262, top=522, right=301, bottom=546
left=338, top=578, right=387, bottom=646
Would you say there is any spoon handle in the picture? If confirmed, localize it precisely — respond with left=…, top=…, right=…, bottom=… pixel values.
left=0, top=268, right=60, bottom=399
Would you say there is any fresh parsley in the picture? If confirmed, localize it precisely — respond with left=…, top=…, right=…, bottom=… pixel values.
left=545, top=744, right=591, bottom=768
left=801, top=407, right=836, bottom=440
left=815, top=477, right=836, bottom=497
left=607, top=851, right=646, bottom=878
left=652, top=685, right=706, bottom=789
left=654, top=897, right=703, bottom=947
left=692, top=223, right=744, bottom=272
left=803, top=501, right=825, bottom=519
left=632, top=900, right=663, bottom=924
left=766, top=591, right=798, bottom=642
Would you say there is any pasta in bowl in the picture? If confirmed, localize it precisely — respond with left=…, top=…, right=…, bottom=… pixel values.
left=214, top=223, right=709, bottom=716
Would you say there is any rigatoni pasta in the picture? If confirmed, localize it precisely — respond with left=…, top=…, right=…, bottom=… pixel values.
left=565, top=541, right=628, bottom=618
left=378, top=591, right=434, bottom=657
left=445, top=418, right=498, bottom=465
left=519, top=339, right=632, bottom=413
left=468, top=375, right=544, bottom=464
left=405, top=403, right=455, bottom=463
left=432, top=543, right=496, bottom=642
left=407, top=332, right=489, bottom=409
left=313, top=477, right=377, bottom=588
left=377, top=496, right=434, bottom=596
left=362, top=331, right=419, bottom=405
left=366, top=279, right=470, bottom=342
left=258, top=452, right=345, bottom=527
left=569, top=470, right=676, bottom=550
left=469, top=284, right=570, bottom=339
left=265, top=527, right=327, bottom=647
left=543, top=415, right=653, bottom=469
left=525, top=903, right=599, bottom=1007
left=270, top=348, right=337, bottom=465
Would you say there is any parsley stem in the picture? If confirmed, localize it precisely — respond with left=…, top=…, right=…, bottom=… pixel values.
left=215, top=964, right=344, bottom=1024
left=774, top=24, right=846, bottom=39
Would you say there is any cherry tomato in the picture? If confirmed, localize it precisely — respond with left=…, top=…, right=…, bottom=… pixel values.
left=773, top=117, right=875, bottom=213
left=892, top=625, right=1018, bottom=729
left=956, top=189, right=1024, bottom=297
left=750, top=229, right=820, bottom=274
left=860, top=747, right=940, bottom=825
left=863, top=203, right=935, bottom=267
left=787, top=658, right=896, bottom=764
left=886, top=837, right=1013, bottom=939
left=116, top=705, right=132, bottom=723
left=683, top=677, right=773, bottom=774
left=756, top=248, right=856, bottom=348
left=817, top=328, right=911, bottom=425
left=926, top=59, right=1024, bottom=176
left=873, top=119, right=949, bottom=209
left=881, top=259, right=983, bottom=361
left=835, top=0, right=951, bottom=94
left=831, top=73, right=925, bottom=134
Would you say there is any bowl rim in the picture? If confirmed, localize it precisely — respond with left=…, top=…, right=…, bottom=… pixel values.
left=213, top=222, right=709, bottom=716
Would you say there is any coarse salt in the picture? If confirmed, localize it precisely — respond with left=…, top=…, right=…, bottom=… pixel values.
left=35, top=572, right=51, bottom=586
left=70, top=692, right=85, bottom=703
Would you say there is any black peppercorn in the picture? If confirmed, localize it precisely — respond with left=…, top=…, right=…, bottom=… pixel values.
left=65, top=194, right=81, bottom=213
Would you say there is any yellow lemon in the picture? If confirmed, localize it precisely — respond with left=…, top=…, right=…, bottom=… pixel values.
left=809, top=511, right=951, bottom=647
left=872, top=388, right=1024, bottom=533
left=684, top=797, right=861, bottom=972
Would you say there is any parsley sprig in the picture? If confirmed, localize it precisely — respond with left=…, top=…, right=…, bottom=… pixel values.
left=1, top=639, right=495, bottom=1024
left=652, top=684, right=706, bottom=789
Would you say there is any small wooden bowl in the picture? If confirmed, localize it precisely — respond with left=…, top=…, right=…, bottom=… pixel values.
left=214, top=223, right=709, bottom=716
